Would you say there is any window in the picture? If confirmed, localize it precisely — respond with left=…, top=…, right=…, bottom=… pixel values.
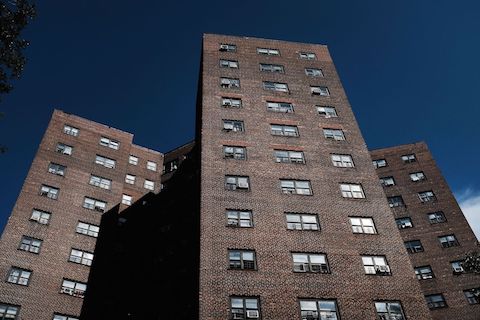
left=223, top=120, right=244, bottom=132
left=415, top=266, right=434, bottom=280
left=230, top=296, right=261, bottom=320
left=305, top=68, right=323, bottom=77
left=425, top=294, right=447, bottom=309
left=274, top=150, right=305, bottom=164
left=89, top=175, right=111, bottom=190
left=39, top=185, right=59, bottom=200
left=222, top=97, right=242, bottom=108
left=299, top=52, right=316, bottom=59
left=7, top=267, right=31, bottom=286
left=56, top=143, right=73, bottom=155
left=387, top=196, right=405, bottom=208
left=270, top=124, right=299, bottom=137
left=317, top=106, right=337, bottom=117
left=30, top=209, right=51, bottom=225
left=362, top=255, right=391, bottom=275
left=372, top=159, right=387, bottom=168
left=331, top=154, right=354, bottom=168
left=99, top=137, right=119, bottom=150
left=323, top=128, right=345, bottom=141
left=259, top=63, right=284, bottom=73
left=147, top=161, right=157, bottom=171
left=53, top=314, right=79, bottom=320
left=405, top=240, right=423, bottom=253
left=438, top=234, right=459, bottom=248
left=76, top=222, right=99, bottom=238
left=266, top=101, right=294, bottom=113
left=122, top=194, right=133, bottom=206
left=350, top=217, right=376, bottom=234
left=257, top=47, right=279, bottom=55
left=380, top=176, right=395, bottom=187
left=299, top=300, right=339, bottom=320
left=48, top=163, right=66, bottom=176
left=464, top=288, right=480, bottom=304
left=428, top=211, right=446, bottom=224
left=451, top=261, right=464, bottom=274
left=228, top=250, right=256, bottom=270
left=219, top=43, right=236, bottom=52
left=125, top=174, right=136, bottom=185
left=63, top=125, right=79, bottom=136
left=95, top=155, right=116, bottom=169
left=311, top=86, right=329, bottom=96
left=410, top=171, right=426, bottom=182
left=164, top=159, right=178, bottom=173
left=128, top=155, right=138, bottom=165
left=220, top=77, right=240, bottom=89
left=220, top=59, right=238, bottom=68
left=224, top=146, right=246, bottom=160
left=396, top=217, right=413, bottom=229
left=69, top=249, right=93, bottom=266
left=280, top=179, right=312, bottom=195
left=0, top=303, right=19, bottom=319
left=61, top=279, right=86, bottom=298
left=226, top=209, right=253, bottom=227
left=292, top=253, right=329, bottom=273
left=144, top=180, right=155, bottom=190
left=19, top=236, right=42, bottom=254
left=340, top=183, right=365, bottom=199
left=401, top=154, right=416, bottom=163
left=374, top=301, right=405, bottom=320
left=263, top=81, right=289, bottom=93
left=83, top=197, right=107, bottom=213
left=225, top=175, right=250, bottom=191
left=418, top=190, right=436, bottom=203
left=286, top=213, right=319, bottom=231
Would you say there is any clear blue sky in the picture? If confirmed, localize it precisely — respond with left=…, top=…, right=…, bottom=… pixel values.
left=1, top=0, right=479, bottom=234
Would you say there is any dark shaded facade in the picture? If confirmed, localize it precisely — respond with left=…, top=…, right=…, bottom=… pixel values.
left=370, top=142, right=480, bottom=320
left=0, top=110, right=163, bottom=319
left=80, top=147, right=200, bottom=320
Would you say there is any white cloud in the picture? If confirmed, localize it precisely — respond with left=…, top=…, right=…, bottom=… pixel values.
left=456, top=188, right=480, bottom=241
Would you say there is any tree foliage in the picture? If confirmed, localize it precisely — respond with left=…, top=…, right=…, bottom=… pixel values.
left=0, top=0, right=35, bottom=101
left=463, top=251, right=480, bottom=274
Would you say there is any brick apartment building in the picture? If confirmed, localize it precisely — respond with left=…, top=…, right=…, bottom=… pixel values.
left=370, top=142, right=480, bottom=320
left=0, top=110, right=163, bottom=319
left=0, top=34, right=479, bottom=320
left=196, top=33, right=431, bottom=319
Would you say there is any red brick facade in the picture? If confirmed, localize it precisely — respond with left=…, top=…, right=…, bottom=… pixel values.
left=0, top=110, right=162, bottom=319
left=370, top=142, right=480, bottom=320
left=198, top=34, right=432, bottom=319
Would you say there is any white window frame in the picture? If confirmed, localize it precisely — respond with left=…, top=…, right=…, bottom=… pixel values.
left=95, top=155, right=116, bottom=169
left=286, top=213, right=319, bottom=230
left=280, top=179, right=312, bottom=195
left=362, top=255, right=391, bottom=275
left=263, top=81, right=289, bottom=93
left=147, top=161, right=157, bottom=171
left=259, top=63, right=284, bottom=73
left=56, top=143, right=73, bottom=155
left=340, top=183, right=365, bottom=199
left=76, top=222, right=99, bottom=238
left=225, top=175, right=250, bottom=191
left=257, top=47, right=279, bottom=55
left=128, top=155, right=138, bottom=165
left=266, top=101, right=294, bottom=113
left=83, top=197, right=107, bottom=213
left=220, top=77, right=240, bottom=89
left=317, top=106, right=337, bottom=118
left=349, top=217, right=376, bottom=234
left=30, top=209, right=51, bottom=225
left=305, top=68, right=323, bottom=76
left=219, top=59, right=238, bottom=68
left=89, top=175, right=112, bottom=190
left=63, top=125, right=79, bottom=136
left=323, top=128, right=345, bottom=140
left=331, top=154, right=354, bottom=168
left=122, top=194, right=133, bottom=205
left=270, top=124, right=299, bottom=137
left=99, top=137, right=119, bottom=150
left=299, top=52, right=316, bottom=60
left=311, top=86, right=330, bottom=96
left=221, top=97, right=242, bottom=108
left=144, top=179, right=155, bottom=190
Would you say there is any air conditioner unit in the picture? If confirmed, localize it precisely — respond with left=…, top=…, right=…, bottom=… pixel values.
left=227, top=220, right=239, bottom=226
left=220, top=44, right=229, bottom=50
left=376, top=265, right=390, bottom=274
left=453, top=267, right=463, bottom=274
left=232, top=313, right=244, bottom=320
left=246, top=310, right=259, bottom=318
left=223, top=101, right=232, bottom=106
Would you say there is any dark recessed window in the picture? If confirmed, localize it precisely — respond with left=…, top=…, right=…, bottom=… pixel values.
left=317, top=106, right=337, bottom=117
left=39, top=184, right=59, bottom=200
left=305, top=68, right=323, bottom=76
left=7, top=267, right=31, bottom=286
left=380, top=176, right=395, bottom=187
left=373, top=159, right=387, bottom=168
left=464, top=288, right=480, bottom=304
left=405, top=240, right=423, bottom=253
left=425, top=294, right=447, bottom=309
left=387, top=196, right=405, bottom=208
left=260, top=63, right=284, bottom=73
left=438, top=234, right=459, bottom=248
left=428, top=211, right=446, bottom=224
left=418, top=190, right=436, bottom=203
left=410, top=171, right=426, bottom=182
left=311, top=86, right=329, bottom=96
left=401, top=154, right=416, bottom=163
left=396, top=217, right=413, bottom=229
left=223, top=120, right=244, bottom=132
left=323, top=128, right=345, bottom=141
left=56, top=143, right=73, bottom=155
left=0, top=303, right=20, bottom=319
left=53, top=313, right=80, bottom=320
left=19, top=236, right=42, bottom=254
left=224, top=146, right=246, bottom=160
left=415, top=266, right=434, bottom=280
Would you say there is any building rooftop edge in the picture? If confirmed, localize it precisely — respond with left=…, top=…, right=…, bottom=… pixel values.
left=369, top=140, right=427, bottom=152
left=203, top=33, right=328, bottom=47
